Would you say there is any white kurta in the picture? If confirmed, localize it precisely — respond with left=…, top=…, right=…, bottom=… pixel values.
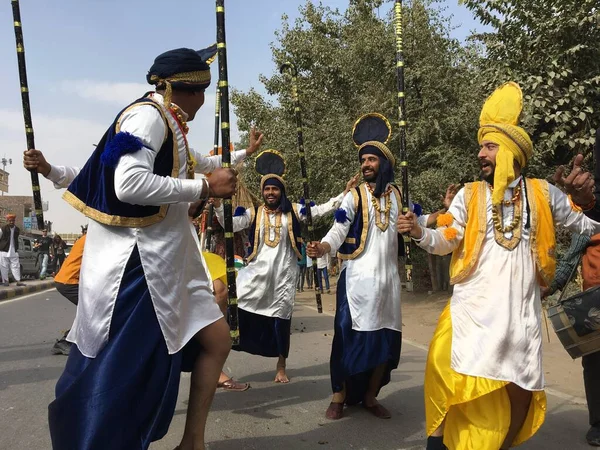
left=215, top=196, right=343, bottom=320
left=415, top=178, right=600, bottom=390
left=56, top=92, right=247, bottom=358
left=321, top=183, right=427, bottom=332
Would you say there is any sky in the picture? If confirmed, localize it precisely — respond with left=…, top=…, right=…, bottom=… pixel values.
left=0, top=0, right=483, bottom=233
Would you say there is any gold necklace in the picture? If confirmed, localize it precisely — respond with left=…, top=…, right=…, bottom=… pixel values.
left=263, top=209, right=282, bottom=248
left=489, top=183, right=523, bottom=250
left=366, top=183, right=392, bottom=231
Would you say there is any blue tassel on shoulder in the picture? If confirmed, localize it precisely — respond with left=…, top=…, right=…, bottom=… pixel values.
left=412, top=202, right=423, bottom=217
left=334, top=208, right=349, bottom=223
left=101, top=132, right=146, bottom=167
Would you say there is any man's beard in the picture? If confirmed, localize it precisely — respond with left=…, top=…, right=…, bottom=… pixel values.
left=480, top=168, right=495, bottom=185
left=264, top=196, right=281, bottom=209
left=363, top=170, right=378, bottom=183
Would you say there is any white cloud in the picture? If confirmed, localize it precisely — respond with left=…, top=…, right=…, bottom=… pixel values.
left=0, top=109, right=106, bottom=233
left=61, top=80, right=150, bottom=106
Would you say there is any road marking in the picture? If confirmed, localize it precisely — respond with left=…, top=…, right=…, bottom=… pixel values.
left=300, top=301, right=588, bottom=405
left=0, top=288, right=54, bottom=305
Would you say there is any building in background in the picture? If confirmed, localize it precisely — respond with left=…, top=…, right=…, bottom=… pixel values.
left=0, top=195, right=50, bottom=234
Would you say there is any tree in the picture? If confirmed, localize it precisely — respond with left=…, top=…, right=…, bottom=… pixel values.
left=461, top=0, right=600, bottom=173
left=232, top=0, right=483, bottom=216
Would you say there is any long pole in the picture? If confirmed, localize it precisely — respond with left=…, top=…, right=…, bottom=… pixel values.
left=280, top=61, right=323, bottom=313
left=394, top=1, right=412, bottom=289
left=11, top=0, right=44, bottom=230
left=216, top=0, right=239, bottom=345
left=204, top=85, right=221, bottom=251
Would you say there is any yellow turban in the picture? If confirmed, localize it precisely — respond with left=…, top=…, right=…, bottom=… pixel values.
left=478, top=82, right=533, bottom=205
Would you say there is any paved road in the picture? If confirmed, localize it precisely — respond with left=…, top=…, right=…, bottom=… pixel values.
left=0, top=290, right=592, bottom=449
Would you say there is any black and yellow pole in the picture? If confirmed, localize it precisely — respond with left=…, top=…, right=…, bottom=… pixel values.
left=394, top=0, right=412, bottom=289
left=280, top=61, right=323, bottom=313
left=11, top=0, right=45, bottom=230
left=216, top=0, right=239, bottom=345
left=204, top=85, right=221, bottom=251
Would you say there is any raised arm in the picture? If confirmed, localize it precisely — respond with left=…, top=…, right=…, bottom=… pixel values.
left=192, top=126, right=264, bottom=175
left=549, top=183, right=600, bottom=236
left=192, top=149, right=248, bottom=175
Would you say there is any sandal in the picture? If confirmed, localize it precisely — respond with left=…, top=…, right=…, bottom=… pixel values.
left=217, top=378, right=250, bottom=391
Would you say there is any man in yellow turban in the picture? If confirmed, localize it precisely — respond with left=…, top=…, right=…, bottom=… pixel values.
left=398, top=82, right=600, bottom=450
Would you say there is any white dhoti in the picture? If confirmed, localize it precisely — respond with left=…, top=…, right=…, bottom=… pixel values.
left=0, top=252, right=20, bottom=283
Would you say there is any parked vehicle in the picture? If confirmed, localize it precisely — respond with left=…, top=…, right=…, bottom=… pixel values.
left=7, top=235, right=42, bottom=280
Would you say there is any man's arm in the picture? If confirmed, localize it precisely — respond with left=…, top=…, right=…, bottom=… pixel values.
left=114, top=105, right=208, bottom=205
left=307, top=192, right=356, bottom=259
left=23, top=149, right=80, bottom=189
left=213, top=202, right=252, bottom=233
left=300, top=175, right=360, bottom=221
left=549, top=184, right=600, bottom=236
left=398, top=187, right=468, bottom=256
left=547, top=233, right=590, bottom=295
left=192, top=126, right=264, bottom=175
left=421, top=183, right=461, bottom=228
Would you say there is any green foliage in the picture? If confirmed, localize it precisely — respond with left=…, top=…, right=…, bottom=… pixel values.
left=461, top=0, right=600, bottom=172
left=232, top=0, right=482, bottom=213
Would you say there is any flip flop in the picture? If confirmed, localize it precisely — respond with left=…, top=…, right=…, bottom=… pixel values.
left=217, top=378, right=250, bottom=392
left=363, top=403, right=391, bottom=419
left=325, top=402, right=344, bottom=420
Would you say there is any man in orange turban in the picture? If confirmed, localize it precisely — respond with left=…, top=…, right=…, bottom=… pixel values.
left=0, top=213, right=25, bottom=287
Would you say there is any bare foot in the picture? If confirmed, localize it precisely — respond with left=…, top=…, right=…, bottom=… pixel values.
left=274, top=369, right=290, bottom=383
left=218, top=371, right=230, bottom=385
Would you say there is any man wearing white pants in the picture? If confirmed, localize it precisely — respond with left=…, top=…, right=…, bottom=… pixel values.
left=0, top=214, right=25, bottom=287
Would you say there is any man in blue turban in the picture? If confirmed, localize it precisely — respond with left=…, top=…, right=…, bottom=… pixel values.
left=39, top=45, right=265, bottom=450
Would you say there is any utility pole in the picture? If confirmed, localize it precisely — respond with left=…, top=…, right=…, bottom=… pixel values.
left=1, top=156, right=12, bottom=196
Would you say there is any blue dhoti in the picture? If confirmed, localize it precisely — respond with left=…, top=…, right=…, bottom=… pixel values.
left=233, top=308, right=291, bottom=358
left=330, top=270, right=402, bottom=405
left=48, top=248, right=185, bottom=450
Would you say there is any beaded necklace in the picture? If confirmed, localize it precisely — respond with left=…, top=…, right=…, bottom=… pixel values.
left=489, top=181, right=523, bottom=250
left=366, top=183, right=392, bottom=231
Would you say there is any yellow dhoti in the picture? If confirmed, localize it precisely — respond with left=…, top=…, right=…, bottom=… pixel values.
left=425, top=304, right=546, bottom=449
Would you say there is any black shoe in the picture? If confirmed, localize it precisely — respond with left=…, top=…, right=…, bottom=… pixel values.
left=426, top=436, right=447, bottom=450
left=51, top=338, right=72, bottom=356
left=2, top=282, right=9, bottom=287
left=16, top=282, right=25, bottom=287
left=587, top=426, right=600, bottom=446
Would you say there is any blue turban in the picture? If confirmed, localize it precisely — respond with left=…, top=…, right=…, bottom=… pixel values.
left=359, top=144, right=395, bottom=197
left=263, top=176, right=292, bottom=213
left=147, top=45, right=216, bottom=105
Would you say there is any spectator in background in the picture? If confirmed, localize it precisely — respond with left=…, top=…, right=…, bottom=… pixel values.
left=297, top=242, right=307, bottom=292
left=52, top=235, right=67, bottom=273
left=306, top=251, right=314, bottom=290
left=34, top=229, right=52, bottom=280
left=0, top=214, right=25, bottom=287
left=317, top=252, right=331, bottom=294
